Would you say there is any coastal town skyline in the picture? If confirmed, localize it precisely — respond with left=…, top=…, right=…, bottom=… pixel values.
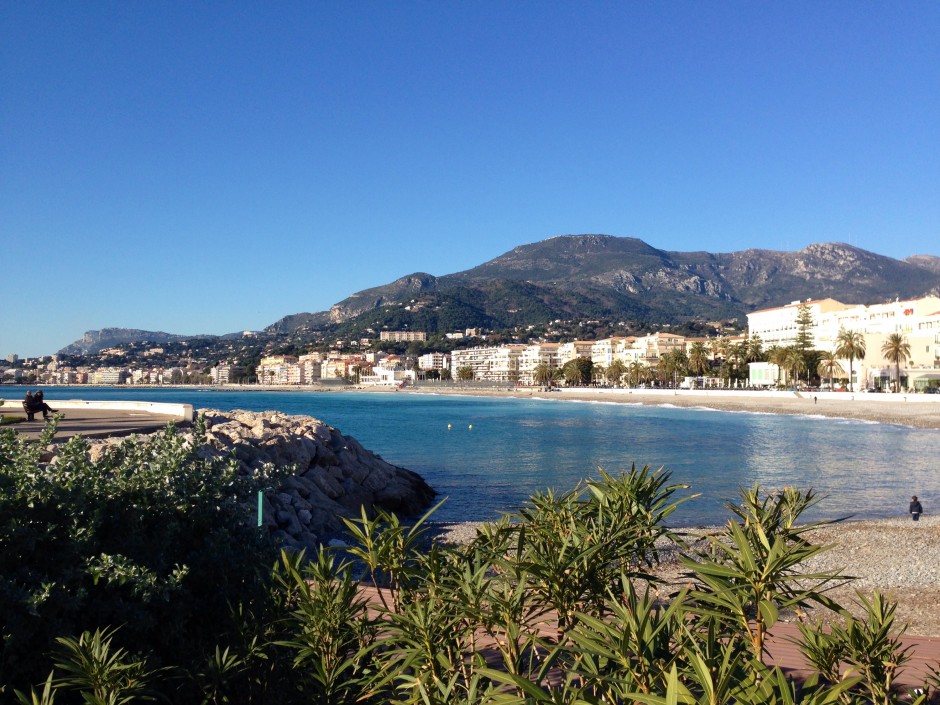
left=3, top=3, right=938, bottom=358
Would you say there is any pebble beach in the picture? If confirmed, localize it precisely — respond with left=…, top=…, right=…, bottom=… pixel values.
left=433, top=515, right=940, bottom=637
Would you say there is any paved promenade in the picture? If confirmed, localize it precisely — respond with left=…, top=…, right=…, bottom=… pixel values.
left=0, top=402, right=190, bottom=441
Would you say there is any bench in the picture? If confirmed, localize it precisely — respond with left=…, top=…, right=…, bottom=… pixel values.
left=23, top=400, right=49, bottom=421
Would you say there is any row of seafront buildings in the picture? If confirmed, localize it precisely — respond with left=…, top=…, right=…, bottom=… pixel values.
left=4, top=364, right=206, bottom=386
left=437, top=295, right=940, bottom=391
left=234, top=335, right=698, bottom=388
left=238, top=295, right=940, bottom=391
left=13, top=296, right=938, bottom=390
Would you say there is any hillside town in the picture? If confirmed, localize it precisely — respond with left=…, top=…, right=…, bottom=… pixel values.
left=4, top=295, right=940, bottom=393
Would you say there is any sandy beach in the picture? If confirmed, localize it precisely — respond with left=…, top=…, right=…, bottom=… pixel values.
left=395, top=384, right=940, bottom=430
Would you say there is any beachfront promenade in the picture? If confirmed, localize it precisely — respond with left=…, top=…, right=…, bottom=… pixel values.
left=0, top=397, right=193, bottom=441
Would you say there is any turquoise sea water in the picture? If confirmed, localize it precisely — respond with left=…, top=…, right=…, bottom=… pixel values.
left=7, top=386, right=940, bottom=526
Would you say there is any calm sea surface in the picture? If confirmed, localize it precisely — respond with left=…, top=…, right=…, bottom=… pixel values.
left=8, top=386, right=940, bottom=526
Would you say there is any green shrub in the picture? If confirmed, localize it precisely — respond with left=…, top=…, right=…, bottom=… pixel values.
left=0, top=418, right=282, bottom=695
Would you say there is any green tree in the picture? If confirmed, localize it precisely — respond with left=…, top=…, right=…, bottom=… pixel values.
left=816, top=351, right=844, bottom=390
left=456, top=365, right=475, bottom=382
left=784, top=346, right=807, bottom=387
left=562, top=357, right=593, bottom=386
left=881, top=332, right=911, bottom=392
left=687, top=342, right=710, bottom=378
left=794, top=302, right=815, bottom=354
left=835, top=329, right=867, bottom=392
left=628, top=361, right=648, bottom=387
left=726, top=343, right=746, bottom=386
left=766, top=345, right=790, bottom=386
left=745, top=333, right=764, bottom=363
left=682, top=486, right=847, bottom=664
left=606, top=359, right=627, bottom=386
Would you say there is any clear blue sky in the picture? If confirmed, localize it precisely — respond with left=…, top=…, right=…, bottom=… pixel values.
left=2, top=2, right=938, bottom=358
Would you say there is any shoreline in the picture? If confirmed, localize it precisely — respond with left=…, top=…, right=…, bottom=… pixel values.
left=20, top=383, right=940, bottom=430
left=396, top=385, right=940, bottom=430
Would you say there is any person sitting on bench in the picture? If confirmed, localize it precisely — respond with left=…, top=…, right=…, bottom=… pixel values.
left=23, top=390, right=58, bottom=421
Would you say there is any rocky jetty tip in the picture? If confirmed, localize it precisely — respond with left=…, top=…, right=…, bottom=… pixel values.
left=52, top=409, right=437, bottom=553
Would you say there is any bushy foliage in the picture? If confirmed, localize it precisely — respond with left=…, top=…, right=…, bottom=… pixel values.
left=4, top=434, right=937, bottom=704
left=0, top=417, right=281, bottom=694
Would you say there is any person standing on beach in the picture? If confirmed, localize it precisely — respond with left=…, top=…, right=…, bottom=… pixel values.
left=910, top=495, right=923, bottom=521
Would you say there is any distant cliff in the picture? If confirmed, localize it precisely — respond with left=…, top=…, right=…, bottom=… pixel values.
left=59, top=328, right=220, bottom=355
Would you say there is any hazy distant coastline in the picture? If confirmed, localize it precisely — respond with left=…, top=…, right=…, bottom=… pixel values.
left=14, top=382, right=940, bottom=430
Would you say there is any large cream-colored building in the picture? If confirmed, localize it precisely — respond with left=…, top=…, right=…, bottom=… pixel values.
left=748, top=295, right=940, bottom=390
left=450, top=345, right=525, bottom=382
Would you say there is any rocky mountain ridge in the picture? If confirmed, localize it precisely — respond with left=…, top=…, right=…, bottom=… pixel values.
left=57, top=236, right=940, bottom=353
left=269, top=236, right=940, bottom=337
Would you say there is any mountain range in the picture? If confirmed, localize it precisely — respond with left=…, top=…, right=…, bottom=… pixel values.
left=61, top=235, right=940, bottom=354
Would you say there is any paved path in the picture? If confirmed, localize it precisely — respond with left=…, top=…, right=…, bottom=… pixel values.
left=1, top=407, right=187, bottom=441
left=358, top=585, right=940, bottom=693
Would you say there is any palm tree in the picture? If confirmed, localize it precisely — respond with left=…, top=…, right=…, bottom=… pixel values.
left=712, top=337, right=730, bottom=363
left=835, top=329, right=866, bottom=392
left=816, top=351, right=844, bottom=390
left=765, top=345, right=788, bottom=387
left=628, top=361, right=648, bottom=387
left=533, top=363, right=553, bottom=388
left=746, top=334, right=764, bottom=363
left=727, top=343, right=746, bottom=387
left=688, top=342, right=709, bottom=377
left=669, top=348, right=689, bottom=387
left=456, top=366, right=475, bottom=382
left=562, top=357, right=593, bottom=386
left=881, top=333, right=911, bottom=392
left=591, top=364, right=606, bottom=386
left=606, top=359, right=627, bottom=387
left=784, top=347, right=807, bottom=388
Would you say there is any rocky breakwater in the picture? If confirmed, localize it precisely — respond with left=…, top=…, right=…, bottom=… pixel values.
left=68, top=409, right=436, bottom=552
left=195, top=409, right=436, bottom=549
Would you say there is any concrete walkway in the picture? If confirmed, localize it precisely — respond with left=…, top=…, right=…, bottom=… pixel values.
left=0, top=405, right=190, bottom=441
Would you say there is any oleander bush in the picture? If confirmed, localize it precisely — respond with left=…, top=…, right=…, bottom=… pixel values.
left=3, top=420, right=938, bottom=704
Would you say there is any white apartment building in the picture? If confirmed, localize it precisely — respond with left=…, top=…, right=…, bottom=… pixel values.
left=633, top=332, right=687, bottom=364
left=379, top=331, right=427, bottom=342
left=746, top=299, right=851, bottom=349
left=557, top=341, right=595, bottom=365
left=210, top=365, right=233, bottom=385
left=518, top=343, right=561, bottom=385
left=93, top=368, right=128, bottom=385
left=590, top=336, right=644, bottom=367
left=162, top=368, right=183, bottom=384
left=300, top=359, right=322, bottom=383
left=451, top=345, right=525, bottom=382
left=418, top=352, right=450, bottom=371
